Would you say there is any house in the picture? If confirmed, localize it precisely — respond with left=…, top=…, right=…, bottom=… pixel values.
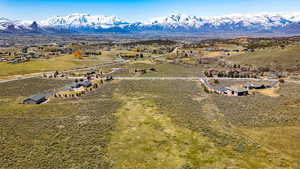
left=243, top=48, right=255, bottom=52
left=215, top=87, right=248, bottom=96
left=200, top=78, right=248, bottom=96
left=105, top=76, right=113, bottom=81
left=270, top=81, right=280, bottom=88
left=23, top=94, right=47, bottom=104
left=79, top=81, right=92, bottom=87
left=244, top=81, right=279, bottom=90
left=244, top=84, right=267, bottom=90
left=103, top=47, right=111, bottom=51
left=71, top=81, right=92, bottom=89
left=232, top=90, right=249, bottom=96
left=22, top=47, right=29, bottom=53
left=214, top=87, right=233, bottom=95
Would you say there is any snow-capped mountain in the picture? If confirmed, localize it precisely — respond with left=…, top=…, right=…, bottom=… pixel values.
left=0, top=17, right=40, bottom=32
left=39, top=13, right=129, bottom=29
left=144, top=13, right=300, bottom=32
left=1, top=12, right=300, bottom=34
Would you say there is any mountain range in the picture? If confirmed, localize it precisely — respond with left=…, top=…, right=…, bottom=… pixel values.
left=1, top=12, right=300, bottom=34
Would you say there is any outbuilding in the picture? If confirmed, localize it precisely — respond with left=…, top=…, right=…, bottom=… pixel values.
left=23, top=94, right=47, bottom=104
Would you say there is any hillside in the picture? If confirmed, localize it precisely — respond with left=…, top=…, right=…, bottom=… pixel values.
left=229, top=44, right=300, bottom=71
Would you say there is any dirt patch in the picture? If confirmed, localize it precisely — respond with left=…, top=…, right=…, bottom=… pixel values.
left=253, top=87, right=280, bottom=97
left=130, top=60, right=155, bottom=65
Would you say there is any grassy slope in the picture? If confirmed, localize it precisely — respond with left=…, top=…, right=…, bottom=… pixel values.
left=1, top=63, right=300, bottom=168
left=110, top=62, right=214, bottom=77
left=0, top=78, right=121, bottom=168
left=104, top=80, right=295, bottom=169
left=0, top=54, right=114, bottom=79
left=229, top=44, right=300, bottom=70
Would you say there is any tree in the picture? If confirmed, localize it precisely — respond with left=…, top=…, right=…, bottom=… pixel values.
left=93, top=83, right=99, bottom=89
left=54, top=71, right=59, bottom=78
left=279, top=79, right=285, bottom=83
left=204, top=71, right=209, bottom=77
left=74, top=50, right=83, bottom=59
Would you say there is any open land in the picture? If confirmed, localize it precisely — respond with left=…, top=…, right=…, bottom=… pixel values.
left=0, top=35, right=300, bottom=169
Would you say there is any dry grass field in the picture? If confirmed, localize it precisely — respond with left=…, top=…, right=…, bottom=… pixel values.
left=0, top=61, right=300, bottom=168
left=228, top=43, right=300, bottom=71
left=0, top=54, right=114, bottom=79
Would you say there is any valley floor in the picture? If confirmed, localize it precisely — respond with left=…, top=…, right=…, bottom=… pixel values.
left=1, top=71, right=300, bottom=168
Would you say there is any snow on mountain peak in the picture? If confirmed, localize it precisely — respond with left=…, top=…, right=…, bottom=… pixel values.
left=0, top=17, right=11, bottom=22
left=40, top=13, right=128, bottom=29
left=146, top=12, right=300, bottom=29
left=1, top=12, right=300, bottom=33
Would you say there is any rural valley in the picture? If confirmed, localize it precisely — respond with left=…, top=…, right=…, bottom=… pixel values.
left=0, top=33, right=300, bottom=168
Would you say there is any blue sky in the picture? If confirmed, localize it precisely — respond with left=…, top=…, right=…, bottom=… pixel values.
left=1, top=0, right=300, bottom=21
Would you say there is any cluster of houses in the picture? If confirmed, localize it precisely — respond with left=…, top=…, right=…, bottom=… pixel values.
left=202, top=47, right=242, bottom=53
left=23, top=75, right=114, bottom=104
left=176, top=50, right=200, bottom=58
left=43, top=70, right=110, bottom=81
left=200, top=78, right=280, bottom=97
left=125, top=46, right=173, bottom=55
left=204, top=69, right=259, bottom=79
left=200, top=78, right=249, bottom=96
left=22, top=80, right=93, bottom=104
left=0, top=41, right=106, bottom=64
left=0, top=44, right=74, bottom=64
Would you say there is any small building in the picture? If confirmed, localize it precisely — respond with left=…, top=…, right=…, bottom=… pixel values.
left=232, top=90, right=249, bottom=96
left=79, top=81, right=92, bottom=88
left=214, top=87, right=233, bottom=95
left=270, top=81, right=280, bottom=88
left=103, top=47, right=111, bottom=51
left=71, top=81, right=92, bottom=89
left=23, top=94, right=47, bottom=104
left=244, top=84, right=266, bottom=90
left=22, top=47, right=29, bottom=53
left=229, top=86, right=249, bottom=96
left=200, top=78, right=249, bottom=96
left=105, top=76, right=113, bottom=81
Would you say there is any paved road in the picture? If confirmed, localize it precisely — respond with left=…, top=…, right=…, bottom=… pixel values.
left=0, top=74, right=43, bottom=84
left=2, top=73, right=299, bottom=84
left=113, top=77, right=300, bottom=84
left=113, top=77, right=279, bottom=81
